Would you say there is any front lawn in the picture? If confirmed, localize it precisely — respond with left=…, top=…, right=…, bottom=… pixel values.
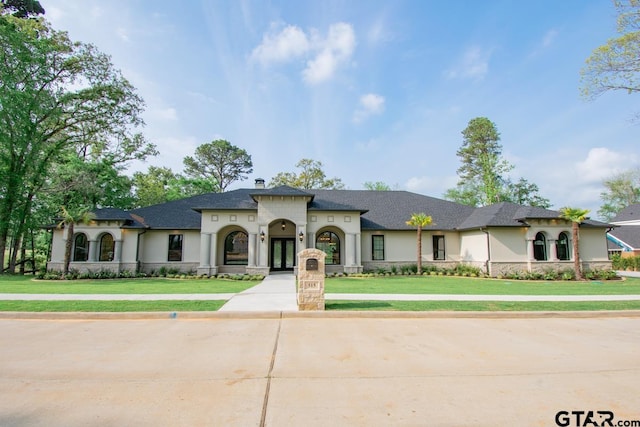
left=0, top=300, right=226, bottom=312
left=326, top=300, right=640, bottom=311
left=0, top=275, right=257, bottom=294
left=325, top=275, right=640, bottom=295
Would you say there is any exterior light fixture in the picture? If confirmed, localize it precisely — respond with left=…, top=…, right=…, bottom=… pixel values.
left=260, top=231, right=265, bottom=242
left=281, top=221, right=286, bottom=230
left=299, top=231, right=304, bottom=242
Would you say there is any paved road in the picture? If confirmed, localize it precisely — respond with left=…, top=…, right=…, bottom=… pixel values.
left=1, top=315, right=639, bottom=426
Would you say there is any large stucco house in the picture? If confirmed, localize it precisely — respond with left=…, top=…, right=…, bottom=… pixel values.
left=47, top=179, right=613, bottom=277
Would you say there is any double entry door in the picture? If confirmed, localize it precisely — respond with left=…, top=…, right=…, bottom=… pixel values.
left=271, top=238, right=295, bottom=271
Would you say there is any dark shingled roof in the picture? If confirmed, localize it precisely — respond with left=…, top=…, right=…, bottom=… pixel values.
left=611, top=203, right=640, bottom=222
left=608, top=225, right=640, bottom=250
left=306, top=190, right=474, bottom=230
left=80, top=188, right=612, bottom=232
left=92, top=208, right=134, bottom=221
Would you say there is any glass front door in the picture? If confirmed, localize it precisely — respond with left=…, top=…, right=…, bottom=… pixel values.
left=271, top=238, right=295, bottom=271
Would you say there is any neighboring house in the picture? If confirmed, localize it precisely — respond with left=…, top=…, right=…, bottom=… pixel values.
left=607, top=204, right=640, bottom=257
left=47, top=179, right=613, bottom=277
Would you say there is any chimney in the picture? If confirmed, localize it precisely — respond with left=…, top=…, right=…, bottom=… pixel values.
left=255, top=178, right=265, bottom=189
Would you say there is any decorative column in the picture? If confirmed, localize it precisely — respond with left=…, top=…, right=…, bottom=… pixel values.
left=344, top=233, right=358, bottom=273
left=548, top=239, right=558, bottom=261
left=355, top=233, right=362, bottom=272
left=209, top=232, right=218, bottom=275
left=258, top=227, right=268, bottom=267
left=88, top=239, right=98, bottom=262
left=198, top=233, right=212, bottom=275
left=526, top=238, right=534, bottom=272
left=248, top=232, right=257, bottom=267
left=113, top=240, right=123, bottom=262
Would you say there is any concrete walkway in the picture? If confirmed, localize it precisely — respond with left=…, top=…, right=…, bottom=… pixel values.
left=218, top=273, right=298, bottom=312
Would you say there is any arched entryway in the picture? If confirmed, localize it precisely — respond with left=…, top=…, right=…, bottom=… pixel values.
left=269, top=219, right=296, bottom=271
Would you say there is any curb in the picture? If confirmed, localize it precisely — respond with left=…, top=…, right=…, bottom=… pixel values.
left=2, top=310, right=640, bottom=320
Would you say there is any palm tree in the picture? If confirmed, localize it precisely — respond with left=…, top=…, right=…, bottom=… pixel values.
left=406, top=213, right=433, bottom=275
left=57, top=206, right=95, bottom=276
left=559, top=207, right=590, bottom=280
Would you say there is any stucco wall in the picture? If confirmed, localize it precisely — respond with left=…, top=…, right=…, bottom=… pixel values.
left=200, top=210, right=259, bottom=234
left=579, top=228, right=610, bottom=261
left=139, top=230, right=200, bottom=264
left=459, top=230, right=489, bottom=263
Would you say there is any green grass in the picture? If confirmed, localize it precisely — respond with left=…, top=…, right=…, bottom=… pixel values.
left=0, top=300, right=226, bottom=312
left=0, top=275, right=257, bottom=294
left=326, top=300, right=640, bottom=311
left=325, top=275, right=640, bottom=295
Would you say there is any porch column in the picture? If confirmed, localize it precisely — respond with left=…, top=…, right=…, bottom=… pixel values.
left=298, top=225, right=307, bottom=251
left=210, top=232, right=218, bottom=270
left=88, top=239, right=98, bottom=262
left=346, top=233, right=356, bottom=266
left=355, top=233, right=361, bottom=266
left=199, top=233, right=212, bottom=268
left=258, top=227, right=268, bottom=267
left=548, top=239, right=558, bottom=261
left=248, top=232, right=257, bottom=266
left=526, top=238, right=534, bottom=272
left=113, top=240, right=123, bottom=262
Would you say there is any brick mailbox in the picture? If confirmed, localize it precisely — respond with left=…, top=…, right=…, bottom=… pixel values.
left=297, top=248, right=326, bottom=310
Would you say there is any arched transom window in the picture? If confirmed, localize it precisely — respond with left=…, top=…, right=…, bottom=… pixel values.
left=316, top=231, right=340, bottom=265
left=225, top=231, right=248, bottom=265
left=99, top=234, right=114, bottom=262
left=73, top=233, right=89, bottom=262
left=556, top=232, right=570, bottom=261
left=533, top=232, right=547, bottom=261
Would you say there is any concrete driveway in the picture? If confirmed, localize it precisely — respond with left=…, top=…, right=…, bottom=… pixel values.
left=1, top=315, right=639, bottom=426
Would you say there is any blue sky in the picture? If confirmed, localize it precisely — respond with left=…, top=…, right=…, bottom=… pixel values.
left=45, top=0, right=638, bottom=218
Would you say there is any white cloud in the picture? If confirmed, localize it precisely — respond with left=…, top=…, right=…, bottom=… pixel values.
left=250, top=21, right=356, bottom=84
left=303, top=22, right=355, bottom=84
left=353, top=93, right=385, bottom=123
left=250, top=24, right=310, bottom=65
left=575, top=147, right=638, bottom=184
left=445, top=46, right=491, bottom=80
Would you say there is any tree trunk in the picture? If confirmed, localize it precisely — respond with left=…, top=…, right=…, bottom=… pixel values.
left=417, top=226, right=422, bottom=275
left=63, top=222, right=74, bottom=276
left=572, top=222, right=583, bottom=280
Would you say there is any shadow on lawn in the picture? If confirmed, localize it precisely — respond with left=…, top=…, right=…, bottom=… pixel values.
left=325, top=301, right=394, bottom=310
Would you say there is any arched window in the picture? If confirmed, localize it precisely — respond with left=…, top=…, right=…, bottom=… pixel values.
left=73, top=233, right=89, bottom=262
left=99, top=234, right=114, bottom=261
left=533, top=232, right=547, bottom=261
left=225, top=231, right=248, bottom=265
left=316, top=231, right=340, bottom=265
left=556, top=232, right=570, bottom=261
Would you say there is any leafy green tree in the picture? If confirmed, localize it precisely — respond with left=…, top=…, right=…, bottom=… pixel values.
left=132, top=166, right=216, bottom=207
left=581, top=1, right=640, bottom=104
left=183, top=140, right=252, bottom=192
left=446, top=117, right=549, bottom=207
left=598, top=169, right=640, bottom=221
left=0, top=0, right=44, bottom=18
left=503, top=178, right=551, bottom=208
left=0, top=14, right=154, bottom=271
left=56, top=206, right=95, bottom=276
left=363, top=181, right=392, bottom=191
left=269, top=159, right=345, bottom=189
left=559, top=207, right=590, bottom=280
left=405, top=213, right=433, bottom=275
